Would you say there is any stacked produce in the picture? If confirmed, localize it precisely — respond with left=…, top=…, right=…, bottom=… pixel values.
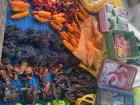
left=2, top=25, right=80, bottom=68
left=60, top=67, right=97, bottom=103
left=8, top=0, right=105, bottom=67
left=9, top=0, right=30, bottom=19
left=0, top=57, right=97, bottom=104
left=99, top=3, right=128, bottom=32
left=31, top=0, right=83, bottom=52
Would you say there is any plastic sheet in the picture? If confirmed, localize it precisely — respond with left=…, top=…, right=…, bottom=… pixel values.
left=6, top=0, right=53, bottom=32
left=1, top=1, right=55, bottom=104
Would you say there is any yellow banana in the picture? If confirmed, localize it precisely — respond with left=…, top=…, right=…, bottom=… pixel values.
left=76, top=94, right=96, bottom=105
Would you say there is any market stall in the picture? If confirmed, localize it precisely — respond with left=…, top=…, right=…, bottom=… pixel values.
left=0, top=0, right=140, bottom=105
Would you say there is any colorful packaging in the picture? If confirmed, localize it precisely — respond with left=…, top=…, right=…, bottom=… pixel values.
left=96, top=87, right=135, bottom=105
left=113, top=33, right=132, bottom=58
left=99, top=3, right=128, bottom=32
left=106, top=30, right=139, bottom=60
left=98, top=59, right=137, bottom=90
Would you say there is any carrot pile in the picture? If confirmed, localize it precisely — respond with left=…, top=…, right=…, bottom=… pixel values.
left=9, top=0, right=30, bottom=19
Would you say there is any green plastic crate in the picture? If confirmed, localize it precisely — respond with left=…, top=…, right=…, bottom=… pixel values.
left=106, top=29, right=140, bottom=60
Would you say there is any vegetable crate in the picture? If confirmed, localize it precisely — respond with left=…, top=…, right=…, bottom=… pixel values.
left=99, top=3, right=128, bottom=33
left=106, top=29, right=139, bottom=60
left=98, top=59, right=137, bottom=90
left=96, top=87, right=135, bottom=105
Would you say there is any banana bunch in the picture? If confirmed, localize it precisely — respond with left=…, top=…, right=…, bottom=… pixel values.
left=79, top=0, right=107, bottom=14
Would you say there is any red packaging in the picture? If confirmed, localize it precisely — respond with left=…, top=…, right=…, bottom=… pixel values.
left=98, top=59, right=137, bottom=90
left=113, top=34, right=132, bottom=58
left=123, top=37, right=132, bottom=57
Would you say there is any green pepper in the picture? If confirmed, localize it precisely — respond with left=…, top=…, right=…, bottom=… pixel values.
left=44, top=102, right=52, bottom=105
left=15, top=103, right=22, bottom=105
left=35, top=103, right=43, bottom=105
left=52, top=100, right=65, bottom=105
left=63, top=98, right=71, bottom=105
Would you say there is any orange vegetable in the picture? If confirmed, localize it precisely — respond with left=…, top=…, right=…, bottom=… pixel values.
left=72, top=21, right=77, bottom=27
left=72, top=21, right=81, bottom=35
left=68, top=32, right=79, bottom=47
left=63, top=40, right=74, bottom=51
left=53, top=13, right=65, bottom=18
left=78, top=12, right=87, bottom=21
left=74, top=33, right=80, bottom=40
left=79, top=4, right=89, bottom=18
left=70, top=38, right=79, bottom=48
left=34, top=15, right=49, bottom=23
left=11, top=10, right=29, bottom=19
left=50, top=22, right=62, bottom=31
left=33, top=11, right=52, bottom=19
left=66, top=23, right=74, bottom=33
left=68, top=32, right=78, bottom=42
left=12, top=7, right=28, bottom=12
left=54, top=21, right=63, bottom=28
left=11, top=1, right=29, bottom=9
left=54, top=17, right=67, bottom=23
left=59, top=31, right=70, bottom=41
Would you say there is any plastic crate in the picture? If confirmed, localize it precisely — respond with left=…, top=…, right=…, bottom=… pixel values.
left=99, top=4, right=128, bottom=33
left=106, top=30, right=140, bottom=60
left=96, top=87, right=135, bottom=105
left=98, top=59, right=137, bottom=90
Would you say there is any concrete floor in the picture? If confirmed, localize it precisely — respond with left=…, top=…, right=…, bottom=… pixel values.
left=122, top=0, right=140, bottom=31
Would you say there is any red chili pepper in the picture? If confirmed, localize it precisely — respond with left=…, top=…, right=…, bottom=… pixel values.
left=51, top=2, right=55, bottom=6
left=32, top=0, right=42, bottom=7
left=56, top=1, right=61, bottom=7
left=68, top=9, right=75, bottom=19
left=34, top=7, right=41, bottom=11
left=37, top=0, right=44, bottom=5
left=44, top=3, right=50, bottom=10
left=41, top=0, right=46, bottom=5
left=53, top=11, right=58, bottom=15
left=47, top=0, right=52, bottom=7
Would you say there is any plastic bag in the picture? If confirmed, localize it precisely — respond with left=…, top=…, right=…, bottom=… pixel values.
left=73, top=16, right=103, bottom=67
